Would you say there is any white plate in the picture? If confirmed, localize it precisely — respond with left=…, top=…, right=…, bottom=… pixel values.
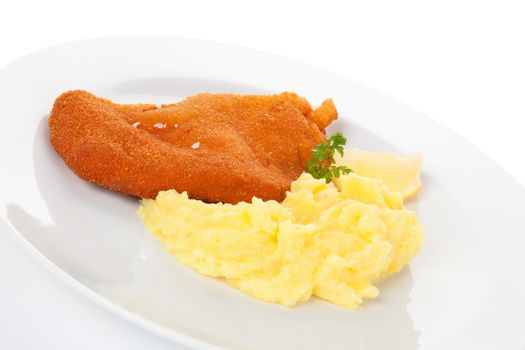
left=1, top=37, right=524, bottom=350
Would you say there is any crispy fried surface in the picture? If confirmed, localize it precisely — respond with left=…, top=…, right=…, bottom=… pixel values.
left=49, top=90, right=337, bottom=203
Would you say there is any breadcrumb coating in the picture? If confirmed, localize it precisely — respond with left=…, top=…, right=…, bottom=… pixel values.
left=49, top=90, right=337, bottom=203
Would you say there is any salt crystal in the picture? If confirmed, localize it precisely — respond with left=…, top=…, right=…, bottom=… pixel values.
left=191, top=142, right=200, bottom=149
left=132, top=122, right=141, bottom=128
left=174, top=124, right=179, bottom=128
left=153, top=122, right=166, bottom=129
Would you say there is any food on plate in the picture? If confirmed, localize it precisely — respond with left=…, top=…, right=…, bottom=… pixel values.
left=49, top=90, right=337, bottom=204
left=335, top=148, right=423, bottom=198
left=139, top=172, right=424, bottom=308
left=49, top=88, right=425, bottom=309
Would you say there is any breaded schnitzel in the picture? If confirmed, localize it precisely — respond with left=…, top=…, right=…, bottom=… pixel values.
left=49, top=90, right=337, bottom=203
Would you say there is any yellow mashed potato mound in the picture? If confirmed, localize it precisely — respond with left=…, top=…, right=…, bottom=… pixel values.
left=138, top=173, right=424, bottom=309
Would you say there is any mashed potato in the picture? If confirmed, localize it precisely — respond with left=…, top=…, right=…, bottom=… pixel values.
left=138, top=173, right=423, bottom=308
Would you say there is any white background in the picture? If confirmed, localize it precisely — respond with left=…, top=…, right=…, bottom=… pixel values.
left=1, top=0, right=524, bottom=349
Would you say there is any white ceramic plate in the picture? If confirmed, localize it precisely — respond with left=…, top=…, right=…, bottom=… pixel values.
left=1, top=37, right=524, bottom=350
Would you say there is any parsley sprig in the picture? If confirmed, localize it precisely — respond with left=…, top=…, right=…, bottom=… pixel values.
left=305, top=132, right=353, bottom=183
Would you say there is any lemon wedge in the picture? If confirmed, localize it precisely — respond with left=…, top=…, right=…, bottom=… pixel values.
left=334, top=148, right=423, bottom=199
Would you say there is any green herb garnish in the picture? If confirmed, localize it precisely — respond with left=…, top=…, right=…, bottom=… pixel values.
left=305, top=132, right=353, bottom=183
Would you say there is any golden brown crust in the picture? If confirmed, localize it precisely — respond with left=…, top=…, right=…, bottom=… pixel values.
left=309, top=98, right=338, bottom=131
left=49, top=90, right=337, bottom=203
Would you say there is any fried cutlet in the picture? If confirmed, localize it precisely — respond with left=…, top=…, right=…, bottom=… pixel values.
left=49, top=90, right=337, bottom=203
